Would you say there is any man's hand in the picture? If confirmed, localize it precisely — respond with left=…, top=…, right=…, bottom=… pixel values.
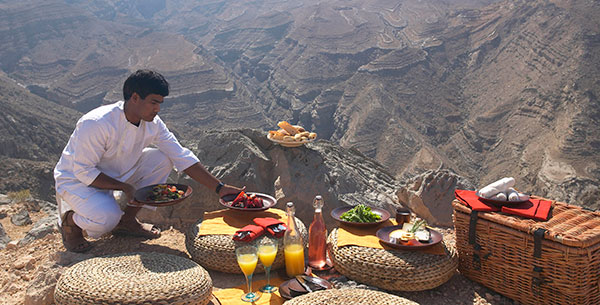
left=122, top=183, right=144, bottom=206
left=218, top=184, right=246, bottom=198
left=89, top=173, right=144, bottom=206
left=183, top=163, right=246, bottom=197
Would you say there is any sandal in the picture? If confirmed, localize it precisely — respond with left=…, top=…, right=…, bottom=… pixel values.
left=112, top=222, right=161, bottom=239
left=59, top=211, right=92, bottom=253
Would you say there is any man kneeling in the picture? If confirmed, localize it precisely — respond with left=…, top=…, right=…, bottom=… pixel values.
left=54, top=69, right=243, bottom=252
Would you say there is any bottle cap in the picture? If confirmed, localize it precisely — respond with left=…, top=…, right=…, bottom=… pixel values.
left=315, top=195, right=322, bottom=200
left=287, top=202, right=294, bottom=208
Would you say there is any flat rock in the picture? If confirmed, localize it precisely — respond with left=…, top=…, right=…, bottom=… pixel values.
left=11, top=209, right=33, bottom=226
left=19, top=216, right=57, bottom=246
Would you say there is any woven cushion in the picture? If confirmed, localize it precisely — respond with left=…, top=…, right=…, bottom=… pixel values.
left=54, top=252, right=212, bottom=305
left=186, top=214, right=308, bottom=273
left=283, top=288, right=418, bottom=304
left=328, top=228, right=458, bottom=291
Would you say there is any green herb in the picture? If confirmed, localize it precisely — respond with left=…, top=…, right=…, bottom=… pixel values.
left=340, top=204, right=382, bottom=223
left=408, top=219, right=427, bottom=233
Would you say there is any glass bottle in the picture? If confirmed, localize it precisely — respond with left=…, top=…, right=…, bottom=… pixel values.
left=283, top=202, right=305, bottom=277
left=308, top=195, right=327, bottom=270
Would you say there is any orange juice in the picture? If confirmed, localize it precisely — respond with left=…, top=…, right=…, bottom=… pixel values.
left=284, top=244, right=305, bottom=277
left=258, top=245, right=277, bottom=267
left=237, top=253, right=258, bottom=276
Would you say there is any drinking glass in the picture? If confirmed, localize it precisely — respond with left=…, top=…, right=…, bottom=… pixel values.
left=236, top=245, right=261, bottom=302
left=257, top=237, right=278, bottom=293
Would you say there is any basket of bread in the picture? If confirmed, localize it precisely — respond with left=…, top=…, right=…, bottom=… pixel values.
left=267, top=121, right=317, bottom=147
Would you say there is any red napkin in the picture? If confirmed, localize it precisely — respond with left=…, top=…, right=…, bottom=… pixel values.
left=454, top=190, right=500, bottom=212
left=233, top=224, right=265, bottom=242
left=254, top=217, right=287, bottom=238
left=501, top=199, right=552, bottom=221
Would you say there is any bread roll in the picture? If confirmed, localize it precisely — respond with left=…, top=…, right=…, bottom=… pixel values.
left=277, top=121, right=299, bottom=136
left=269, top=130, right=285, bottom=141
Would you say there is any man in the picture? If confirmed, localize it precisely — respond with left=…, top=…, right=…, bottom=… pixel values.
left=54, top=69, right=243, bottom=252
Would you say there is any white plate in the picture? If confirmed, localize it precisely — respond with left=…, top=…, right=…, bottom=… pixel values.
left=267, top=133, right=314, bottom=147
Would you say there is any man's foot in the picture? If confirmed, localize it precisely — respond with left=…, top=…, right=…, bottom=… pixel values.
left=112, top=219, right=161, bottom=239
left=59, top=211, right=92, bottom=253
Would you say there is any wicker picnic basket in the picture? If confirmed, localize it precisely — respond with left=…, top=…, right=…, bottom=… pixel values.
left=54, top=252, right=213, bottom=305
left=186, top=216, right=308, bottom=273
left=283, top=288, right=418, bottom=305
left=328, top=228, right=458, bottom=291
left=453, top=198, right=600, bottom=305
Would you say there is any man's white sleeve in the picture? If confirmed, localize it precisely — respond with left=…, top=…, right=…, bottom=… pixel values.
left=70, top=120, right=104, bottom=186
left=153, top=119, right=200, bottom=171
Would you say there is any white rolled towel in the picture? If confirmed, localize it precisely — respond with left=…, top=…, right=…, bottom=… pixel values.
left=507, top=187, right=530, bottom=201
left=507, top=188, right=520, bottom=201
left=478, top=177, right=516, bottom=198
left=492, top=192, right=507, bottom=201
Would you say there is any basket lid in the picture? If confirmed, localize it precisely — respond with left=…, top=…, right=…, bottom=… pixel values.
left=453, top=197, right=600, bottom=248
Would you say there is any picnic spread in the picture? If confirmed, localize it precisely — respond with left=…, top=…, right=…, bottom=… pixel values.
left=53, top=175, right=600, bottom=305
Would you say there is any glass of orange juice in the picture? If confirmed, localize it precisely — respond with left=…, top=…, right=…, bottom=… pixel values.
left=235, top=245, right=261, bottom=302
left=258, top=237, right=278, bottom=293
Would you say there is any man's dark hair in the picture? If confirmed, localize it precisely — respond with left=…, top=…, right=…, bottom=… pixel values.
left=123, top=69, right=169, bottom=101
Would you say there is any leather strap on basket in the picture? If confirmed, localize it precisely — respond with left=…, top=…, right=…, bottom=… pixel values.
left=533, top=228, right=547, bottom=258
left=469, top=211, right=483, bottom=270
left=531, top=228, right=549, bottom=295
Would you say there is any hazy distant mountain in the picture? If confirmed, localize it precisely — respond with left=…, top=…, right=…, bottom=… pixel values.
left=0, top=0, right=598, bottom=207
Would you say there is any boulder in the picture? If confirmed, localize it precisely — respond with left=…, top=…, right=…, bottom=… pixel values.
left=137, top=129, right=400, bottom=228
left=19, top=216, right=57, bottom=246
left=0, top=222, right=10, bottom=249
left=397, top=169, right=474, bottom=227
left=0, top=194, right=11, bottom=205
left=23, top=262, right=64, bottom=305
left=26, top=199, right=58, bottom=215
left=11, top=209, right=32, bottom=226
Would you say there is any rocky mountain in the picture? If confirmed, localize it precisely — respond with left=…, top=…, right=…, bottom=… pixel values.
left=0, top=72, right=81, bottom=199
left=0, top=0, right=598, bottom=208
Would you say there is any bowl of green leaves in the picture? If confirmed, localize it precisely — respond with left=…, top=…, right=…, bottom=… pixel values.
left=331, top=204, right=391, bottom=227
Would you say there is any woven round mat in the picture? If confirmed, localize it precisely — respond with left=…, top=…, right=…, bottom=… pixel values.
left=54, top=252, right=213, bottom=305
left=186, top=215, right=308, bottom=273
left=328, top=228, right=458, bottom=292
left=283, top=288, right=418, bottom=305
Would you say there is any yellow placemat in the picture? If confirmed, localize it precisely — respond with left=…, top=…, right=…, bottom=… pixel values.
left=337, top=219, right=446, bottom=255
left=199, top=208, right=288, bottom=236
left=213, top=277, right=286, bottom=305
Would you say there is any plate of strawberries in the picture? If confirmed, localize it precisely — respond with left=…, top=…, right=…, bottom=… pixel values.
left=219, top=191, right=277, bottom=211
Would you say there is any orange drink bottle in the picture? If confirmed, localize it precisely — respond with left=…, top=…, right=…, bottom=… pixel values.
left=308, top=195, right=327, bottom=270
left=284, top=202, right=305, bottom=277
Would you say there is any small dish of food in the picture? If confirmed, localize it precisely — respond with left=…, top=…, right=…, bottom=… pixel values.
left=219, top=192, right=277, bottom=211
left=134, top=183, right=192, bottom=207
left=330, top=204, right=390, bottom=227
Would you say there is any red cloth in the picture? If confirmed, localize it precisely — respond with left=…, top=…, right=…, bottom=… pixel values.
left=454, top=189, right=500, bottom=212
left=455, top=190, right=552, bottom=221
left=501, top=199, right=552, bottom=221
left=232, top=224, right=265, bottom=242
left=253, top=217, right=287, bottom=238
